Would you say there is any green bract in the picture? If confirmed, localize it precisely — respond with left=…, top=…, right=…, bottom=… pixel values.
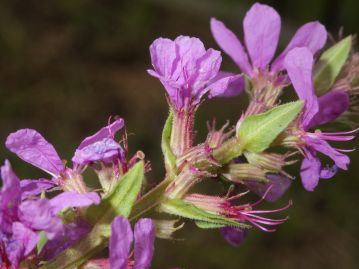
left=161, top=110, right=177, bottom=177
left=314, top=36, right=352, bottom=95
left=237, top=101, right=303, bottom=153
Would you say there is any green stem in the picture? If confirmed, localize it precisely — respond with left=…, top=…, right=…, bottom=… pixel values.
left=130, top=177, right=172, bottom=220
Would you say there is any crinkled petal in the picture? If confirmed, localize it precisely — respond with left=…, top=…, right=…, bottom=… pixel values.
left=20, top=179, right=56, bottom=200
left=307, top=90, right=349, bottom=129
left=149, top=37, right=178, bottom=79
left=18, top=199, right=64, bottom=240
left=191, top=48, right=222, bottom=95
left=244, top=173, right=292, bottom=202
left=73, top=138, right=124, bottom=165
left=174, top=36, right=207, bottom=84
left=305, top=136, right=350, bottom=170
left=133, top=218, right=155, bottom=269
left=210, top=18, right=252, bottom=75
left=12, top=222, right=39, bottom=257
left=0, top=161, right=21, bottom=233
left=110, top=216, right=133, bottom=269
left=300, top=154, right=321, bottom=191
left=243, top=3, right=281, bottom=68
left=207, top=72, right=245, bottom=98
left=77, top=119, right=124, bottom=150
left=148, top=38, right=182, bottom=106
left=220, top=227, right=248, bottom=247
left=49, top=192, right=100, bottom=215
left=272, top=21, right=327, bottom=71
left=284, top=47, right=319, bottom=128
left=5, top=129, right=64, bottom=177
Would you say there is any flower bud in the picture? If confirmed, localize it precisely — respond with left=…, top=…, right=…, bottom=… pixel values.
left=223, top=163, right=267, bottom=183
left=244, top=151, right=297, bottom=176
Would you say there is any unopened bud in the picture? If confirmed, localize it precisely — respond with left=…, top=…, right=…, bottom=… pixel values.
left=224, top=163, right=267, bottom=183
left=244, top=151, right=297, bottom=176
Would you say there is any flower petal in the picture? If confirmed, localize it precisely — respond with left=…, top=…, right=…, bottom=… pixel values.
left=284, top=47, right=319, bottom=128
left=12, top=222, right=39, bottom=257
left=73, top=138, right=124, bottom=165
left=5, top=222, right=38, bottom=267
left=207, top=72, right=245, bottom=98
left=20, top=179, right=56, bottom=200
left=220, top=227, right=248, bottom=247
left=243, top=3, right=281, bottom=68
left=191, top=48, right=222, bottom=95
left=272, top=21, right=327, bottom=71
left=18, top=199, right=64, bottom=240
left=305, top=136, right=350, bottom=170
left=5, top=129, right=64, bottom=177
left=320, top=165, right=338, bottom=179
left=300, top=155, right=321, bottom=191
left=149, top=37, right=178, bottom=79
left=110, top=216, right=133, bottom=269
left=307, top=90, right=349, bottom=129
left=0, top=160, right=21, bottom=233
left=49, top=192, right=101, bottom=215
left=77, top=119, right=124, bottom=150
left=133, top=218, right=155, bottom=269
left=244, top=173, right=292, bottom=202
left=210, top=18, right=252, bottom=75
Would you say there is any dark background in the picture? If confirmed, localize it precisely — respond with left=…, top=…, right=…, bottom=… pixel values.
left=1, top=0, right=358, bottom=268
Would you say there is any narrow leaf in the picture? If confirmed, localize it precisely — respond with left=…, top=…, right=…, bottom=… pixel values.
left=237, top=101, right=303, bottom=153
left=314, top=36, right=352, bottom=95
left=160, top=199, right=251, bottom=229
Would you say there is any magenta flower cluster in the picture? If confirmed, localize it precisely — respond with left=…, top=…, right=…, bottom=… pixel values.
left=1, top=2, right=358, bottom=269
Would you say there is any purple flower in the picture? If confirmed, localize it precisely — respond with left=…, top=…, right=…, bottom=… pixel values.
left=210, top=3, right=327, bottom=77
left=148, top=36, right=244, bottom=111
left=284, top=47, right=356, bottom=191
left=73, top=118, right=125, bottom=166
left=0, top=160, right=100, bottom=267
left=110, top=216, right=155, bottom=269
left=6, top=118, right=125, bottom=193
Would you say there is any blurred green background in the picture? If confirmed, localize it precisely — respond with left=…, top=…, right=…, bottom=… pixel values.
left=1, top=0, right=359, bottom=268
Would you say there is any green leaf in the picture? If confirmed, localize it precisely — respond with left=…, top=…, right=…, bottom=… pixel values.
left=314, top=36, right=352, bottom=95
left=237, top=101, right=303, bottom=153
left=160, top=198, right=251, bottom=230
left=86, top=161, right=145, bottom=225
left=161, top=110, right=177, bottom=177
left=195, top=221, right=225, bottom=229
